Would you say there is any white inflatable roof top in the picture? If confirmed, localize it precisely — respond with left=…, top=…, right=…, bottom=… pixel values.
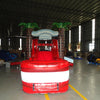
left=31, top=29, right=58, bottom=40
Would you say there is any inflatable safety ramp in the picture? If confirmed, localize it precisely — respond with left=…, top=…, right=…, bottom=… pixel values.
left=20, top=29, right=70, bottom=94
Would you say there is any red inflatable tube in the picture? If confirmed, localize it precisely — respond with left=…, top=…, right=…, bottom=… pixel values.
left=22, top=81, right=69, bottom=94
left=69, top=63, right=73, bottom=67
left=10, top=62, right=20, bottom=66
left=21, top=59, right=69, bottom=72
left=21, top=69, right=69, bottom=94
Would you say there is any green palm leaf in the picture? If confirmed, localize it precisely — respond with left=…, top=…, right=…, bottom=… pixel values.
left=18, top=22, right=39, bottom=30
left=52, top=22, right=71, bottom=30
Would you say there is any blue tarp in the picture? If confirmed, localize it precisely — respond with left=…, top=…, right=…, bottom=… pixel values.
left=88, top=62, right=100, bottom=65
left=0, top=50, right=17, bottom=61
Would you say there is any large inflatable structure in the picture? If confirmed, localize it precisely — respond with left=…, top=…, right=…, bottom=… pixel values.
left=20, top=29, right=72, bottom=94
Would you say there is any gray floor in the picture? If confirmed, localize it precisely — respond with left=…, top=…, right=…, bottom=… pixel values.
left=0, top=59, right=100, bottom=100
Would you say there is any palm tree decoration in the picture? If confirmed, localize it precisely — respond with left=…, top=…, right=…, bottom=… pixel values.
left=52, top=22, right=71, bottom=58
left=18, top=22, right=39, bottom=31
left=52, top=22, right=71, bottom=30
left=18, top=22, right=39, bottom=59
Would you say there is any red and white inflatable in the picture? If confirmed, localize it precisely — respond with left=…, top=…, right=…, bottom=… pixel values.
left=20, top=29, right=73, bottom=94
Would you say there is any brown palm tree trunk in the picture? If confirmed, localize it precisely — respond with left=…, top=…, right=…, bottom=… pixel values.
left=26, top=28, right=33, bottom=59
left=58, top=28, right=65, bottom=59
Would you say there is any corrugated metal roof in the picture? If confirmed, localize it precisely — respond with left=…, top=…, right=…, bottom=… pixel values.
left=0, top=0, right=100, bottom=27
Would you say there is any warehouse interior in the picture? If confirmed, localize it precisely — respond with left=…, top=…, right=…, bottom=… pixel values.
left=0, top=0, right=100, bottom=100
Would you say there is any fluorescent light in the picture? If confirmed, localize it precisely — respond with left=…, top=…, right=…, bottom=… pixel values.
left=89, top=43, right=94, bottom=52
left=8, top=38, right=10, bottom=46
left=69, top=30, right=71, bottom=51
left=79, top=25, right=81, bottom=43
left=0, top=38, right=1, bottom=46
left=89, top=19, right=95, bottom=52
left=19, top=38, right=22, bottom=50
left=77, top=25, right=81, bottom=51
left=92, top=19, right=95, bottom=42
left=69, top=30, right=71, bottom=44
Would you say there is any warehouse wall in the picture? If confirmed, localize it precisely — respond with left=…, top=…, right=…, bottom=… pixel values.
left=71, top=26, right=78, bottom=51
left=10, top=23, right=20, bottom=50
left=81, top=21, right=92, bottom=52
left=65, top=31, right=69, bottom=48
left=95, top=16, right=100, bottom=56
left=0, top=17, right=100, bottom=57
left=1, top=24, right=8, bottom=50
left=22, top=38, right=27, bottom=50
left=65, top=18, right=100, bottom=57
left=0, top=23, right=21, bottom=50
left=1, top=37, right=8, bottom=50
left=10, top=37, right=20, bottom=50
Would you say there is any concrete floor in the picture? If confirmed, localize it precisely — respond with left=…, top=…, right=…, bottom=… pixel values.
left=0, top=59, right=100, bottom=100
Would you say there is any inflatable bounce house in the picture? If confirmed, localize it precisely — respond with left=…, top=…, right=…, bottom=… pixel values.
left=20, top=29, right=73, bottom=94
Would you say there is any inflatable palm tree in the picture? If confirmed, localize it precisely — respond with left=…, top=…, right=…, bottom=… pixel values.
left=52, top=22, right=71, bottom=58
left=19, top=22, right=39, bottom=58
